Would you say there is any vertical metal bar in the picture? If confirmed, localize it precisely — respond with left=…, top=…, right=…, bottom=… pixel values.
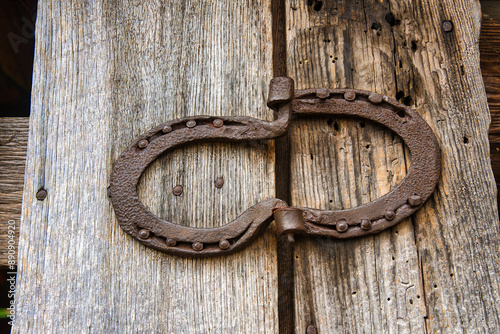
left=277, top=233, right=296, bottom=334
left=271, top=0, right=295, bottom=332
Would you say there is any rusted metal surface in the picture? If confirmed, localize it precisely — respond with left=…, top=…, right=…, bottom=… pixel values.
left=36, top=189, right=47, bottom=201
left=109, top=77, right=293, bottom=257
left=109, top=77, right=441, bottom=257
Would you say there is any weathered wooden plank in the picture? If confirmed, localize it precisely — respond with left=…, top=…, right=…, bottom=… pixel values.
left=13, top=1, right=278, bottom=333
left=286, top=1, right=425, bottom=332
left=287, top=0, right=500, bottom=332
left=0, top=118, right=27, bottom=267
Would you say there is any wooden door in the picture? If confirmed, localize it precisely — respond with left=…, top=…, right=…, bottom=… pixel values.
left=13, top=1, right=500, bottom=333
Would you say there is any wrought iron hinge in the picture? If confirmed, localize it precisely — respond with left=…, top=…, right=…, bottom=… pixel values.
left=108, top=77, right=440, bottom=256
left=108, top=77, right=440, bottom=333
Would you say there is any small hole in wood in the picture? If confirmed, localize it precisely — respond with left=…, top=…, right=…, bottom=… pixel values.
left=434, top=284, right=438, bottom=288
left=403, top=96, right=413, bottom=106
left=397, top=110, right=406, bottom=118
left=463, top=136, right=469, bottom=144
left=352, top=291, right=357, bottom=295
left=371, top=22, right=382, bottom=31
left=387, top=297, right=391, bottom=301
left=365, top=145, right=370, bottom=149
left=411, top=40, right=418, bottom=51
left=327, top=118, right=334, bottom=126
left=334, top=122, right=340, bottom=131
left=396, top=91, right=404, bottom=100
left=310, top=154, right=314, bottom=160
left=385, top=12, right=401, bottom=26
left=313, top=1, right=323, bottom=11
left=360, top=122, right=365, bottom=128
left=417, top=295, right=421, bottom=299
left=409, top=299, right=413, bottom=304
left=329, top=200, right=333, bottom=203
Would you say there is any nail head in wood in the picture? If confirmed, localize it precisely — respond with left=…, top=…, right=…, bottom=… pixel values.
left=173, top=185, right=183, bottom=196
left=36, top=189, right=47, bottom=201
left=215, top=177, right=224, bottom=188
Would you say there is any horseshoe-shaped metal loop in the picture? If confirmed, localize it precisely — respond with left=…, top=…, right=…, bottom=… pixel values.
left=109, top=77, right=441, bottom=257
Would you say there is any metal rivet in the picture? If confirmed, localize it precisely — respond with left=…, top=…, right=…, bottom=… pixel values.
left=306, top=325, right=318, bottom=334
left=443, top=21, right=453, bottom=32
left=192, top=242, right=203, bottom=251
left=368, top=93, right=383, bottom=104
left=219, top=239, right=230, bottom=250
left=316, top=88, right=330, bottom=99
left=36, top=189, right=47, bottom=201
left=166, top=238, right=177, bottom=247
left=360, top=219, right=372, bottom=230
left=215, top=177, right=224, bottom=188
left=186, top=120, right=197, bottom=128
left=408, top=195, right=423, bottom=207
left=385, top=210, right=396, bottom=220
left=344, top=91, right=356, bottom=101
left=173, top=185, right=183, bottom=196
left=336, top=219, right=348, bottom=232
left=213, top=119, right=224, bottom=128
left=138, top=139, right=148, bottom=148
left=162, top=125, right=172, bottom=133
left=138, top=229, right=150, bottom=239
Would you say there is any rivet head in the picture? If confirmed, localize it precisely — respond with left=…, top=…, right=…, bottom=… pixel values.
left=138, top=139, right=148, bottom=148
left=306, top=325, right=318, bottom=334
left=192, top=242, right=203, bottom=251
left=316, top=88, right=330, bottom=99
left=368, top=93, right=383, bottom=104
left=36, top=189, right=47, bottom=201
left=186, top=120, right=197, bottom=128
left=213, top=119, right=224, bottom=128
left=360, top=219, right=372, bottom=230
left=162, top=125, right=172, bottom=133
left=443, top=21, right=453, bottom=32
left=215, top=177, right=224, bottom=188
left=408, top=195, right=423, bottom=207
left=385, top=210, right=396, bottom=220
left=219, top=239, right=230, bottom=250
left=336, top=219, right=349, bottom=232
left=173, top=185, right=183, bottom=196
left=166, top=238, right=177, bottom=247
left=344, top=91, right=356, bottom=101
left=138, top=229, right=150, bottom=239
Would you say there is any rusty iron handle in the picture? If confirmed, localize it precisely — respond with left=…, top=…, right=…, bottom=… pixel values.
left=108, top=77, right=441, bottom=257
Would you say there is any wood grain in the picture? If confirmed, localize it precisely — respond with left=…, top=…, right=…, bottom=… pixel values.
left=0, top=118, right=27, bottom=267
left=286, top=0, right=500, bottom=332
left=13, top=1, right=278, bottom=333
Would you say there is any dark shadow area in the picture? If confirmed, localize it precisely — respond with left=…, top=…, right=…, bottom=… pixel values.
left=0, top=0, right=37, bottom=117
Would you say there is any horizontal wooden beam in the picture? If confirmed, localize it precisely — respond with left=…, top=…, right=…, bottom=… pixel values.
left=0, top=117, right=28, bottom=267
